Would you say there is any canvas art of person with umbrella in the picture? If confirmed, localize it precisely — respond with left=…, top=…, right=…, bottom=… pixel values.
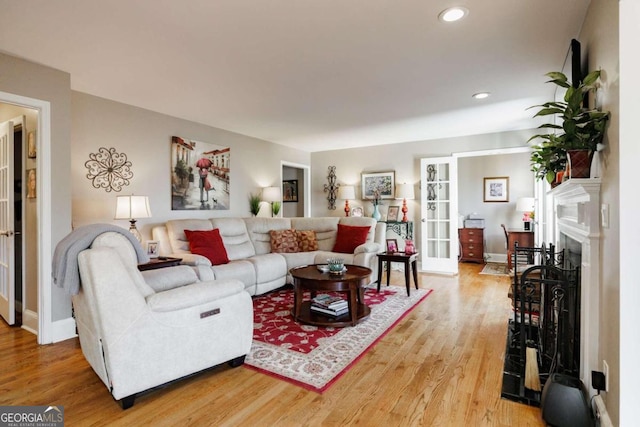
left=171, top=136, right=230, bottom=211
left=196, top=157, right=215, bottom=207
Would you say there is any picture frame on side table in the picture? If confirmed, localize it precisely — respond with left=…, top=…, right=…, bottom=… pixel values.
left=387, top=206, right=399, bottom=222
left=361, top=171, right=395, bottom=200
left=483, top=176, right=509, bottom=202
left=283, top=179, right=298, bottom=202
left=146, top=240, right=159, bottom=258
left=386, top=239, right=398, bottom=253
left=351, top=206, right=363, bottom=217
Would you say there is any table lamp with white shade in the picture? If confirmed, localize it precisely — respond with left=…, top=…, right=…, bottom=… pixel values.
left=115, top=195, right=152, bottom=242
left=262, top=186, right=282, bottom=217
left=395, top=183, right=415, bottom=222
left=337, top=185, right=356, bottom=216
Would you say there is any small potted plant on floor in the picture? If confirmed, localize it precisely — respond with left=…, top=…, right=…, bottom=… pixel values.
left=528, top=70, right=610, bottom=182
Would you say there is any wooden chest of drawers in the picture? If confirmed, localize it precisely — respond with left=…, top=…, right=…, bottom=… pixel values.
left=458, top=228, right=484, bottom=263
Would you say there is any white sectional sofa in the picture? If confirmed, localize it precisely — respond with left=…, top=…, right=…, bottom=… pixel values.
left=153, top=216, right=386, bottom=296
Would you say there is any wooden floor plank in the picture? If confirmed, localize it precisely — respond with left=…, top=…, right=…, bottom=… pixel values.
left=0, top=263, right=543, bottom=426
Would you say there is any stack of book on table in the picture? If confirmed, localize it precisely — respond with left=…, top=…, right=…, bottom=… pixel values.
left=310, top=294, right=349, bottom=317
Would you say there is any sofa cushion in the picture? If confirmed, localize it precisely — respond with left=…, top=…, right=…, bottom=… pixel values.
left=244, top=217, right=292, bottom=255
left=332, top=224, right=370, bottom=253
left=296, top=230, right=319, bottom=252
left=210, top=218, right=256, bottom=260
left=269, top=229, right=299, bottom=253
left=184, top=229, right=229, bottom=265
left=166, top=219, right=213, bottom=254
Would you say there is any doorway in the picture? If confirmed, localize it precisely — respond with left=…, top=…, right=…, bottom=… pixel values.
left=281, top=161, right=310, bottom=218
left=0, top=108, right=38, bottom=331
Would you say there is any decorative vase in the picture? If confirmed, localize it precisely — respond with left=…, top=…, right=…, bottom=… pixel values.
left=567, top=149, right=592, bottom=179
left=372, top=204, right=381, bottom=221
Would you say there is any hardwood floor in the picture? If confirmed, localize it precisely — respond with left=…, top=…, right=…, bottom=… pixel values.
left=0, top=263, right=543, bottom=426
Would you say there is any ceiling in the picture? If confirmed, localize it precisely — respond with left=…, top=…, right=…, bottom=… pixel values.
left=0, top=0, right=590, bottom=152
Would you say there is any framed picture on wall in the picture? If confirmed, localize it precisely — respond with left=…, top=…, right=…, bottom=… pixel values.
left=283, top=180, right=298, bottom=202
left=351, top=206, right=363, bottom=217
left=483, top=176, right=509, bottom=202
left=361, top=171, right=395, bottom=200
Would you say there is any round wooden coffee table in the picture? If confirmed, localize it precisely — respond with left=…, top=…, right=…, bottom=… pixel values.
left=290, top=264, right=372, bottom=327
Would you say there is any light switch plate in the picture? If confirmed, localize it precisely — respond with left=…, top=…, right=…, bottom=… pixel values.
left=601, top=203, right=609, bottom=228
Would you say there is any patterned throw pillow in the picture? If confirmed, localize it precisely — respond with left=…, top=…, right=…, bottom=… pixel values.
left=270, top=229, right=299, bottom=253
left=184, top=228, right=229, bottom=265
left=332, top=224, right=370, bottom=253
left=296, top=230, right=318, bottom=252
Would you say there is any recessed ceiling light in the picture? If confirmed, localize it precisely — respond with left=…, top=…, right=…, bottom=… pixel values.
left=472, top=92, right=490, bottom=99
left=438, top=7, right=469, bottom=22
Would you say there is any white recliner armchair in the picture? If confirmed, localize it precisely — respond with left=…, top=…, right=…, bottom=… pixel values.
left=73, top=232, right=253, bottom=408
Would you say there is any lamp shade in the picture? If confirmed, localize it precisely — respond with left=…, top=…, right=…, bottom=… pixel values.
left=115, top=195, right=152, bottom=220
left=337, top=185, right=355, bottom=200
left=395, top=183, right=415, bottom=200
left=516, top=197, right=535, bottom=212
left=262, top=186, right=281, bottom=202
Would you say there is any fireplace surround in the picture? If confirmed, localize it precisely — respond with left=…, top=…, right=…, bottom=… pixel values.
left=549, top=178, right=601, bottom=391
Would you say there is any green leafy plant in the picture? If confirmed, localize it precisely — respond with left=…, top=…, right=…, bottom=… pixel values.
left=528, top=70, right=610, bottom=182
left=249, top=193, right=262, bottom=216
left=272, top=201, right=281, bottom=216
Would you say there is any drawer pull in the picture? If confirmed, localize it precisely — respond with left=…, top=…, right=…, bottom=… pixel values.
left=468, top=253, right=474, bottom=256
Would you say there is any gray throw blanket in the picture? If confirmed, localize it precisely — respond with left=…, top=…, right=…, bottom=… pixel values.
left=52, top=224, right=150, bottom=295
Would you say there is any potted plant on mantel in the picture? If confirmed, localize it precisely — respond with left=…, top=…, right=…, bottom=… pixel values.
left=528, top=70, right=610, bottom=186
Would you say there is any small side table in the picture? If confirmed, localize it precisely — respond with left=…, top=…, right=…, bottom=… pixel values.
left=137, top=257, right=182, bottom=271
left=376, top=252, right=419, bottom=296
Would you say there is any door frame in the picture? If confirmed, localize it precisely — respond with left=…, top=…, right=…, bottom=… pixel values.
left=0, top=91, right=52, bottom=344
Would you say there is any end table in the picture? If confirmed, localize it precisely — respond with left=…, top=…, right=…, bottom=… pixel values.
left=137, top=257, right=182, bottom=271
left=376, top=252, right=419, bottom=296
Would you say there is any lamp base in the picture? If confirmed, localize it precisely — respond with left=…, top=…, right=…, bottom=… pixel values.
left=401, top=198, right=408, bottom=222
left=129, top=219, right=142, bottom=242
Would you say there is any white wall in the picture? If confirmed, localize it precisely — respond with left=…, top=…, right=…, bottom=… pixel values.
left=579, top=1, right=620, bottom=423
left=458, top=152, right=534, bottom=258
left=619, top=1, right=639, bottom=424
left=310, top=129, right=537, bottom=256
left=71, top=92, right=310, bottom=237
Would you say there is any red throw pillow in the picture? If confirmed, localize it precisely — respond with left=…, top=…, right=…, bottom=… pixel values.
left=184, top=229, right=229, bottom=265
left=332, top=224, right=370, bottom=253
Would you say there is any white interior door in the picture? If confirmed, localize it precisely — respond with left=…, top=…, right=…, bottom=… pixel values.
left=420, top=156, right=458, bottom=274
left=0, top=120, right=15, bottom=325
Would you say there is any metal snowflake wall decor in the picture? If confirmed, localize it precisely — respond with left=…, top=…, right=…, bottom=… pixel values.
left=85, top=147, right=134, bottom=192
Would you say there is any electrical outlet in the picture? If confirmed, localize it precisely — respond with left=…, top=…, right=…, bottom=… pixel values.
left=603, top=360, right=609, bottom=392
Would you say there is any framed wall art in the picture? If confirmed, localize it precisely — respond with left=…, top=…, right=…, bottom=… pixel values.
left=283, top=179, right=298, bottom=202
left=351, top=206, right=363, bottom=217
left=171, top=136, right=230, bottom=210
left=483, top=176, right=509, bottom=202
left=361, top=171, right=395, bottom=200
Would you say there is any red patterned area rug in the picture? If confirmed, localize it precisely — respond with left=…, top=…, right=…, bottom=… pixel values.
left=244, top=285, right=433, bottom=393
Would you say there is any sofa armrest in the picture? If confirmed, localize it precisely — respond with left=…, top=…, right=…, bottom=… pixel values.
left=173, top=253, right=212, bottom=267
left=146, top=279, right=245, bottom=312
left=354, top=242, right=383, bottom=254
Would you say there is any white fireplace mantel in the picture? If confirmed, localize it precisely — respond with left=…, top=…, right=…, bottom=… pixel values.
left=549, top=178, right=601, bottom=390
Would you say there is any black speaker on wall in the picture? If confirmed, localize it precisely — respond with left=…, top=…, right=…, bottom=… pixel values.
left=540, top=374, right=594, bottom=427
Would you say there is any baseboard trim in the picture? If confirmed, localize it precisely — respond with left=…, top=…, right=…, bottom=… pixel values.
left=52, top=317, right=77, bottom=343
left=22, top=309, right=38, bottom=335
left=593, top=395, right=614, bottom=427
